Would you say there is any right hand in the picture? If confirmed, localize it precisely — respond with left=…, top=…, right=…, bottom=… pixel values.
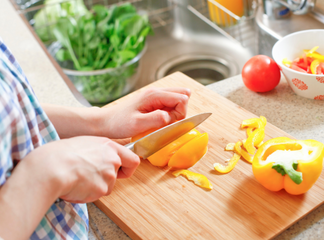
left=25, top=136, right=140, bottom=203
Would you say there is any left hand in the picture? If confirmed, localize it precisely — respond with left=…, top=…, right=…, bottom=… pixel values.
left=100, top=87, right=191, bottom=139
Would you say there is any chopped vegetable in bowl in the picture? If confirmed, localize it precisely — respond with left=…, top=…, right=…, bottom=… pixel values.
left=282, top=46, right=324, bottom=75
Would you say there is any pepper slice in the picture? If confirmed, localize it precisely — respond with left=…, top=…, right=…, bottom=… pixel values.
left=234, top=141, right=252, bottom=163
left=310, top=59, right=321, bottom=75
left=241, top=118, right=264, bottom=129
left=214, top=153, right=241, bottom=173
left=282, top=58, right=292, bottom=67
left=244, top=127, right=265, bottom=155
left=252, top=137, right=324, bottom=195
left=168, top=133, right=209, bottom=169
left=173, top=169, right=213, bottom=190
left=147, top=129, right=201, bottom=167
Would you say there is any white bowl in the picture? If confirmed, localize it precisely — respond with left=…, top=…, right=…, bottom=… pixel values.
left=272, top=29, right=324, bottom=100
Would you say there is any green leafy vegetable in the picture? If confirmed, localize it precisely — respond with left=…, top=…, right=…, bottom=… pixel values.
left=34, top=0, right=89, bottom=43
left=34, top=2, right=153, bottom=104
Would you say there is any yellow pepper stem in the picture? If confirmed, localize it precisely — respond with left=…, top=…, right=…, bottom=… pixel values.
left=272, top=160, right=303, bottom=184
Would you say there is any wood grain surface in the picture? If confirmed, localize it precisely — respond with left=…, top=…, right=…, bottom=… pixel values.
left=94, top=72, right=324, bottom=240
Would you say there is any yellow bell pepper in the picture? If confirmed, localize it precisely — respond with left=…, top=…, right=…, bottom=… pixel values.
left=147, top=129, right=201, bottom=167
left=131, top=128, right=208, bottom=168
left=252, top=137, right=324, bottom=195
left=168, top=133, right=208, bottom=169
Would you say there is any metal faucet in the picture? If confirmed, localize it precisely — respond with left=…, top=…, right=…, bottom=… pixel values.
left=263, top=0, right=315, bottom=19
left=274, top=0, right=315, bottom=14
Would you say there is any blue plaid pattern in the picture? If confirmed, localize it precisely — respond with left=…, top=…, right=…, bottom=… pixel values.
left=0, top=38, right=88, bottom=239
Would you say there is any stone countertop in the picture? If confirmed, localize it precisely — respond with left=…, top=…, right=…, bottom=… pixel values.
left=1, top=0, right=324, bottom=239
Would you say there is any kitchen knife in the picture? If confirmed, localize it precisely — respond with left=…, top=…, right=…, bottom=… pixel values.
left=125, top=112, right=212, bottom=159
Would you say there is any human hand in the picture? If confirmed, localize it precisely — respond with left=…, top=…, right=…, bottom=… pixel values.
left=24, top=136, right=140, bottom=203
left=101, top=87, right=191, bottom=139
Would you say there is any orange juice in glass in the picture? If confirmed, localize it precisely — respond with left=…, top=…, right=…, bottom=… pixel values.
left=208, top=0, right=244, bottom=26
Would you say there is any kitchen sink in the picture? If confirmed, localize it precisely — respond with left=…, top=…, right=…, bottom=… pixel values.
left=13, top=0, right=255, bottom=106
left=129, top=0, right=254, bottom=90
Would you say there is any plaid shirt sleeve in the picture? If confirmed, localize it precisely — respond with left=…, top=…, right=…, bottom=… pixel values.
left=0, top=38, right=89, bottom=240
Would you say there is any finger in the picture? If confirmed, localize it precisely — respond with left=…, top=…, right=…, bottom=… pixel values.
left=110, top=142, right=141, bottom=179
left=136, top=110, right=172, bottom=130
left=105, top=175, right=116, bottom=196
left=142, top=90, right=190, bottom=121
left=160, top=87, right=191, bottom=97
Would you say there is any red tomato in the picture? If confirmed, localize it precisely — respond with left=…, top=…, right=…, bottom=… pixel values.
left=242, top=55, right=281, bottom=93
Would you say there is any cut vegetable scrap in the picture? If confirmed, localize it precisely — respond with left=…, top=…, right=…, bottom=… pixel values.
left=234, top=141, right=252, bottom=163
left=225, top=143, right=235, bottom=151
left=172, top=170, right=213, bottom=190
left=214, top=153, right=241, bottom=173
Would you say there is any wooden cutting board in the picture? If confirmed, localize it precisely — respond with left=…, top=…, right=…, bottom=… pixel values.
left=95, top=72, right=324, bottom=240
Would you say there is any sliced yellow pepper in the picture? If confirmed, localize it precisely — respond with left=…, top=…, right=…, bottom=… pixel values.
left=168, top=133, right=208, bottom=169
left=304, top=46, right=319, bottom=55
left=282, top=58, right=292, bottom=67
left=244, top=127, right=265, bottom=155
left=173, top=169, right=213, bottom=190
left=234, top=141, right=252, bottom=163
left=307, top=52, right=324, bottom=61
left=310, top=59, right=321, bottom=75
left=241, top=117, right=264, bottom=129
left=260, top=116, right=267, bottom=127
left=147, top=129, right=201, bottom=167
left=246, top=116, right=266, bottom=137
left=246, top=127, right=254, bottom=137
left=214, top=153, right=241, bottom=173
left=252, top=137, right=324, bottom=195
left=131, top=127, right=208, bottom=168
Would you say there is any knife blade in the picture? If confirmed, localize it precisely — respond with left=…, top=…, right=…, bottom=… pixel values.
left=125, top=112, right=212, bottom=159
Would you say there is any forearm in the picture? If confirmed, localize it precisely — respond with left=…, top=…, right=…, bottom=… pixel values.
left=42, top=103, right=105, bottom=138
left=0, top=154, right=61, bottom=240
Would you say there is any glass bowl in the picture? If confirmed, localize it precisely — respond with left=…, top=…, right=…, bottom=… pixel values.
left=49, top=42, right=147, bottom=104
